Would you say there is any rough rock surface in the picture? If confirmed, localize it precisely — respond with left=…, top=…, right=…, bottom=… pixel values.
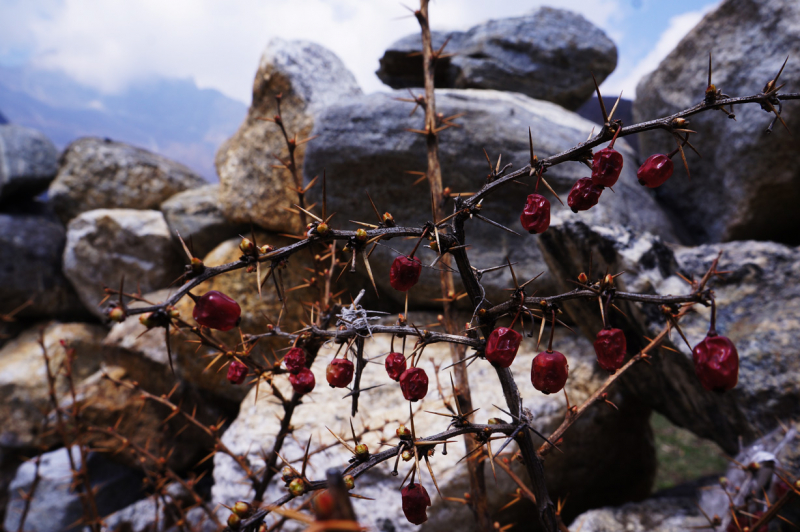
left=538, top=216, right=800, bottom=454
left=216, top=38, right=362, bottom=233
left=160, top=184, right=247, bottom=259
left=3, top=446, right=144, bottom=532
left=0, top=207, right=87, bottom=320
left=0, top=124, right=58, bottom=202
left=376, top=8, right=617, bottom=110
left=49, top=137, right=205, bottom=223
left=104, top=234, right=312, bottom=403
left=574, top=425, right=800, bottom=531
left=634, top=0, right=800, bottom=244
left=0, top=322, right=106, bottom=449
left=101, top=481, right=197, bottom=532
left=212, top=331, right=655, bottom=529
left=63, top=209, right=183, bottom=318
left=304, top=89, right=677, bottom=310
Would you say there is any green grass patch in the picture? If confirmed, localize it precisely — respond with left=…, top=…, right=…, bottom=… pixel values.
left=652, top=412, right=728, bottom=491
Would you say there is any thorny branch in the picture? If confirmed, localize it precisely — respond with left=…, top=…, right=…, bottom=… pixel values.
left=89, top=31, right=800, bottom=532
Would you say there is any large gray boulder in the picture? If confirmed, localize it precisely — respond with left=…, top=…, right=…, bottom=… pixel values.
left=634, top=0, right=800, bottom=245
left=48, top=137, right=205, bottom=223
left=160, top=184, right=247, bottom=259
left=538, top=216, right=800, bottom=455
left=304, top=89, right=677, bottom=311
left=0, top=208, right=87, bottom=320
left=63, top=209, right=184, bottom=318
left=3, top=446, right=144, bottom=532
left=215, top=38, right=362, bottom=233
left=0, top=124, right=58, bottom=202
left=376, top=7, right=617, bottom=110
left=212, top=330, right=655, bottom=529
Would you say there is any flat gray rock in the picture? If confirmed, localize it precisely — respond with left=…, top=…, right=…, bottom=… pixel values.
left=161, top=184, right=247, bottom=259
left=48, top=137, right=205, bottom=223
left=634, top=0, right=800, bottom=244
left=0, top=208, right=87, bottom=319
left=0, top=124, right=58, bottom=202
left=304, top=89, right=677, bottom=311
left=376, top=7, right=617, bottom=110
left=62, top=209, right=183, bottom=318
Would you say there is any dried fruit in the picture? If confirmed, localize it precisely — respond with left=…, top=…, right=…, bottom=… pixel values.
left=227, top=360, right=248, bottom=385
left=637, top=154, right=674, bottom=188
left=385, top=352, right=407, bottom=381
left=192, top=291, right=241, bottom=331
left=401, top=483, right=431, bottom=525
left=519, top=193, right=551, bottom=234
left=531, top=350, right=569, bottom=394
left=289, top=367, right=316, bottom=395
left=567, top=178, right=603, bottom=212
left=593, top=328, right=627, bottom=373
left=284, top=347, right=307, bottom=374
left=591, top=127, right=624, bottom=187
left=390, top=256, right=422, bottom=292
left=312, top=490, right=335, bottom=520
left=692, top=300, right=739, bottom=392
left=326, top=358, right=354, bottom=388
left=399, top=367, right=429, bottom=401
left=485, top=327, right=522, bottom=368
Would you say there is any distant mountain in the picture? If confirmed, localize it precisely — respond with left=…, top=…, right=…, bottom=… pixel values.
left=0, top=110, right=6, bottom=124
left=0, top=66, right=248, bottom=180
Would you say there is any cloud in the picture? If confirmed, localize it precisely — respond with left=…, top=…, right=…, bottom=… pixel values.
left=601, top=3, right=719, bottom=98
left=5, top=0, right=619, bottom=103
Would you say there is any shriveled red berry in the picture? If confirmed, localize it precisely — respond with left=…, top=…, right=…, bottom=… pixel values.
left=531, top=350, right=569, bottom=394
left=637, top=154, right=674, bottom=188
left=390, top=256, right=422, bottom=292
left=567, top=178, right=603, bottom=213
left=192, top=290, right=241, bottom=331
left=520, top=194, right=551, bottom=234
left=312, top=490, right=336, bottom=521
left=326, top=358, right=354, bottom=388
left=385, top=352, right=407, bottom=381
left=401, top=482, right=431, bottom=525
left=593, top=328, right=627, bottom=373
left=692, top=334, right=739, bottom=392
left=399, top=367, right=428, bottom=401
left=227, top=360, right=248, bottom=385
left=591, top=147, right=624, bottom=187
left=289, top=367, right=315, bottom=395
left=284, top=347, right=307, bottom=374
left=485, top=327, right=522, bottom=368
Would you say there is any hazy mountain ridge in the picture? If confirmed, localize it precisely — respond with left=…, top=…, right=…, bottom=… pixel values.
left=0, top=66, right=247, bottom=180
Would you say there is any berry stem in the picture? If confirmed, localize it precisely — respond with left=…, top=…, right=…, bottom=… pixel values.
left=547, top=310, right=556, bottom=353
left=509, top=305, right=523, bottom=330
left=408, top=227, right=430, bottom=259
left=607, top=124, right=622, bottom=149
left=708, top=295, right=718, bottom=337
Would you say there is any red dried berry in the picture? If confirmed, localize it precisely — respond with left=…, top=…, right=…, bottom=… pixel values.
left=401, top=483, right=431, bottom=525
left=385, top=352, right=407, bottom=381
left=289, top=367, right=315, bottom=395
left=567, top=178, right=603, bottom=213
left=637, top=154, right=674, bottom=188
left=226, top=360, right=247, bottom=385
left=692, top=333, right=739, bottom=392
left=390, top=255, right=422, bottom=292
left=485, top=327, right=522, bottom=368
left=284, top=347, right=307, bottom=374
left=520, top=194, right=551, bottom=234
left=326, top=358, right=354, bottom=388
left=399, top=367, right=428, bottom=402
left=192, top=290, right=241, bottom=331
left=312, top=490, right=336, bottom=521
left=531, top=350, right=569, bottom=394
left=593, top=328, right=627, bottom=373
left=591, top=147, right=624, bottom=187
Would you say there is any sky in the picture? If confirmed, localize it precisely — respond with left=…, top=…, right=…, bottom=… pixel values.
left=0, top=0, right=721, bottom=105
